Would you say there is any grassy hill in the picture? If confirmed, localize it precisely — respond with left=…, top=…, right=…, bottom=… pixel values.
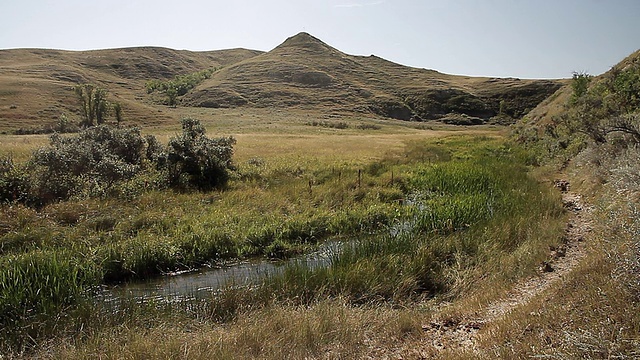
left=0, top=32, right=562, bottom=132
left=514, top=48, right=640, bottom=164
left=0, top=47, right=262, bottom=131
left=499, top=48, right=640, bottom=358
left=184, top=32, right=563, bottom=123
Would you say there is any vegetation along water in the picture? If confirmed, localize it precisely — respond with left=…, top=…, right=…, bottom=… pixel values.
left=0, top=119, right=567, bottom=356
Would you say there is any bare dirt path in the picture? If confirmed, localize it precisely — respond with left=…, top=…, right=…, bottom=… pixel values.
left=418, top=181, right=593, bottom=356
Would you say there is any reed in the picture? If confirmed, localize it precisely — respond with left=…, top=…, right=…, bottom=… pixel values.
left=0, top=132, right=568, bottom=355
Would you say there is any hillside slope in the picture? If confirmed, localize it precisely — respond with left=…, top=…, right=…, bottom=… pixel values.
left=0, top=47, right=262, bottom=130
left=491, top=47, right=640, bottom=359
left=0, top=32, right=563, bottom=131
left=184, top=32, right=563, bottom=123
left=515, top=48, right=640, bottom=161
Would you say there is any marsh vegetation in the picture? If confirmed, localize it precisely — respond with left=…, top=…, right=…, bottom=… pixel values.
left=0, top=116, right=569, bottom=358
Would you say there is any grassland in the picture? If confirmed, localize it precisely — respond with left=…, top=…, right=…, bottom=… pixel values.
left=0, top=109, right=577, bottom=358
left=0, top=32, right=562, bottom=135
left=1, top=31, right=637, bottom=359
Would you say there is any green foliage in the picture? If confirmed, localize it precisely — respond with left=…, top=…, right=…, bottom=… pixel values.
left=75, top=84, right=110, bottom=127
left=112, top=102, right=123, bottom=124
left=254, top=144, right=562, bottom=304
left=4, top=119, right=236, bottom=206
left=146, top=68, right=216, bottom=106
left=29, top=126, right=160, bottom=203
left=12, top=113, right=80, bottom=135
left=307, top=120, right=349, bottom=129
left=569, top=71, right=593, bottom=104
left=565, top=64, right=640, bottom=145
left=0, top=156, right=32, bottom=204
left=166, top=118, right=236, bottom=190
left=0, top=251, right=99, bottom=324
left=517, top=60, right=640, bottom=163
left=611, top=66, right=640, bottom=110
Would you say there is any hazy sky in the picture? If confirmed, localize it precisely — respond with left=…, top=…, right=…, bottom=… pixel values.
left=1, top=0, right=639, bottom=79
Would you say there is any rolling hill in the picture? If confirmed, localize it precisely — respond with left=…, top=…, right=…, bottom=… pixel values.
left=0, top=32, right=564, bottom=132
left=184, top=33, right=564, bottom=123
left=0, top=47, right=262, bottom=131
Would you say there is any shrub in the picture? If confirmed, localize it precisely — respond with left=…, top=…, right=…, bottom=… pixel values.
left=569, top=71, right=592, bottom=104
left=5, top=119, right=235, bottom=205
left=562, top=64, right=640, bottom=146
left=12, top=114, right=80, bottom=135
left=307, top=120, right=349, bottom=129
left=0, top=156, right=32, bottom=205
left=29, top=126, right=162, bottom=203
left=165, top=118, right=236, bottom=190
left=146, top=68, right=216, bottom=106
left=355, top=123, right=381, bottom=130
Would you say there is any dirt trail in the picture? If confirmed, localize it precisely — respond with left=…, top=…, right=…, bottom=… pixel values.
left=419, top=181, right=593, bottom=355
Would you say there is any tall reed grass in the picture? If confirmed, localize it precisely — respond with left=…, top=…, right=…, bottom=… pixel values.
left=0, top=134, right=566, bottom=355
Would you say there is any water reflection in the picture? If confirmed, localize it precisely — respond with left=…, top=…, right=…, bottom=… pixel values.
left=96, top=240, right=343, bottom=305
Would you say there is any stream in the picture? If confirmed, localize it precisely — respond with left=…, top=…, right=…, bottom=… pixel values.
left=95, top=240, right=344, bottom=306
left=95, top=203, right=422, bottom=307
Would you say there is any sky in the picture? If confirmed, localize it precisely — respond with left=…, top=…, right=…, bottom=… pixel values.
left=1, top=0, right=639, bottom=79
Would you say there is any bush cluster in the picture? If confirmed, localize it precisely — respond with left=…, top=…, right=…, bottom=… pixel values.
left=146, top=68, right=216, bottom=106
left=30, top=126, right=151, bottom=202
left=166, top=118, right=236, bottom=191
left=513, top=59, right=640, bottom=163
left=13, top=114, right=80, bottom=135
left=0, top=118, right=235, bottom=206
left=0, top=157, right=33, bottom=204
left=307, top=120, right=382, bottom=130
left=565, top=65, right=640, bottom=145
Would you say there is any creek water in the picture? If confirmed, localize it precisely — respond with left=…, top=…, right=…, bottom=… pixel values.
left=95, top=240, right=344, bottom=306
left=94, top=198, right=423, bottom=307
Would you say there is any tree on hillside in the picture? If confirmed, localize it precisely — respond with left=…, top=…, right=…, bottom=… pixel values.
left=113, top=102, right=123, bottom=125
left=74, top=84, right=110, bottom=127
left=166, top=86, right=179, bottom=108
left=569, top=71, right=592, bottom=105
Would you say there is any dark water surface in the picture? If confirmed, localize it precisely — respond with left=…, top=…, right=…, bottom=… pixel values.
left=96, top=240, right=343, bottom=305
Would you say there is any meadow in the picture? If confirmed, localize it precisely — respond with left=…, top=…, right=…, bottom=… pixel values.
left=0, top=114, right=568, bottom=358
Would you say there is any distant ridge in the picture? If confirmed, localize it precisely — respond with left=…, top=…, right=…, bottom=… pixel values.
left=0, top=32, right=563, bottom=130
left=183, top=32, right=563, bottom=123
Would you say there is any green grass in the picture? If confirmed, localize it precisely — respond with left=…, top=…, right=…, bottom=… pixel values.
left=0, top=131, right=567, bottom=355
left=195, top=144, right=562, bottom=309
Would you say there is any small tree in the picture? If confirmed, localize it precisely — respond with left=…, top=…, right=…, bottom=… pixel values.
left=74, top=84, right=110, bottom=126
left=166, top=118, right=236, bottom=190
left=166, top=86, right=178, bottom=107
left=569, top=71, right=593, bottom=105
left=113, top=102, right=123, bottom=125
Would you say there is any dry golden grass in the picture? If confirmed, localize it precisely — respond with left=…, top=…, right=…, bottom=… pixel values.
left=1, top=106, right=501, bottom=167
left=44, top=299, right=428, bottom=360
left=0, top=134, right=49, bottom=161
left=0, top=33, right=561, bottom=133
left=0, top=47, right=261, bottom=132
left=464, top=202, right=640, bottom=359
